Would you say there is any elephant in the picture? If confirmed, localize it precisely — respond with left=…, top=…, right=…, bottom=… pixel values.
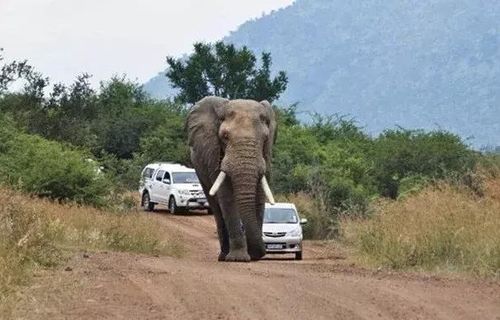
left=186, top=96, right=277, bottom=262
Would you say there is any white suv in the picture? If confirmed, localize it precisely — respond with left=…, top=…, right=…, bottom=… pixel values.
left=262, top=203, right=307, bottom=260
left=139, top=163, right=209, bottom=214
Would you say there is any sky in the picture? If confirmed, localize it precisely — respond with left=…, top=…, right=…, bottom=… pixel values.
left=0, top=0, right=294, bottom=87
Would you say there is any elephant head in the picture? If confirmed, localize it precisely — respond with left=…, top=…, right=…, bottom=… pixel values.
left=186, top=96, right=276, bottom=261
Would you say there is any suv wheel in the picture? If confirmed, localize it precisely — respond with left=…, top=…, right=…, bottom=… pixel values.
left=142, top=192, right=155, bottom=212
left=295, top=251, right=303, bottom=260
left=169, top=197, right=179, bottom=214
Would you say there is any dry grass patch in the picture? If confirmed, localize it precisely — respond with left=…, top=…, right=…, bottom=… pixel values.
left=0, top=188, right=183, bottom=309
left=341, top=177, right=500, bottom=277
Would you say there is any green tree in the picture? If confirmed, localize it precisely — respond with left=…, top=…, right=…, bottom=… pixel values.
left=372, top=129, right=475, bottom=198
left=166, top=42, right=288, bottom=103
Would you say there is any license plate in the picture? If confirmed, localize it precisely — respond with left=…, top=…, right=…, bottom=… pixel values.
left=197, top=198, right=206, bottom=203
left=267, top=244, right=283, bottom=249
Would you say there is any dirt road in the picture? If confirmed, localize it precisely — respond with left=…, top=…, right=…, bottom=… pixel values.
left=14, top=211, right=500, bottom=320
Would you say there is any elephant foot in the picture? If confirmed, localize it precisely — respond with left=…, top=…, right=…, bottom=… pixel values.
left=250, top=253, right=265, bottom=261
left=248, top=245, right=266, bottom=261
left=224, top=250, right=251, bottom=262
left=217, top=251, right=228, bottom=261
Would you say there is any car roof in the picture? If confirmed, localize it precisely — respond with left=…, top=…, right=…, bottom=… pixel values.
left=264, top=202, right=297, bottom=209
left=144, top=163, right=195, bottom=172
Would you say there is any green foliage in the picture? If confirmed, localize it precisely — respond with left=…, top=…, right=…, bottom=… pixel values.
left=272, top=113, right=375, bottom=216
left=166, top=41, right=288, bottom=103
left=372, top=129, right=475, bottom=198
left=0, top=117, right=109, bottom=206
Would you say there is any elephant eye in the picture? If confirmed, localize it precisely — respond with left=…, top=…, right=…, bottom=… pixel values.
left=260, top=114, right=270, bottom=126
left=220, top=129, right=229, bottom=141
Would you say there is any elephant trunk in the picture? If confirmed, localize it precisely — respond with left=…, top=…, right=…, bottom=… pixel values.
left=223, top=140, right=266, bottom=260
left=232, top=170, right=266, bottom=260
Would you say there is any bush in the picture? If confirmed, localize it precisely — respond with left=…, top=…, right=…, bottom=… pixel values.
left=341, top=176, right=500, bottom=277
left=372, top=129, right=475, bottom=198
left=0, top=117, right=109, bottom=206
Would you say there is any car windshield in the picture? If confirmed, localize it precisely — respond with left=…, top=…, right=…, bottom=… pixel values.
left=172, top=172, right=199, bottom=184
left=263, top=208, right=298, bottom=224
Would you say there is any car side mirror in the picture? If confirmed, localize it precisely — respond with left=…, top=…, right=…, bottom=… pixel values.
left=300, top=218, right=308, bottom=225
left=163, top=178, right=171, bottom=184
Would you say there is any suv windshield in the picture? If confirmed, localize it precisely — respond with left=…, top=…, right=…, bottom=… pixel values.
left=172, top=172, right=199, bottom=184
left=264, top=208, right=298, bottom=224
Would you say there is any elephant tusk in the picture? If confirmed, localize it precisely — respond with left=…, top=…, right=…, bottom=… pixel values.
left=261, top=176, right=275, bottom=205
left=209, top=171, right=226, bottom=196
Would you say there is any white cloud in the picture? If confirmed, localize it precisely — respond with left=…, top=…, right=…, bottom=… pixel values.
left=0, top=0, right=294, bottom=87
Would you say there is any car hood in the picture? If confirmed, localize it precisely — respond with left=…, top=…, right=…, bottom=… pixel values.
left=262, top=223, right=300, bottom=233
left=174, top=183, right=203, bottom=191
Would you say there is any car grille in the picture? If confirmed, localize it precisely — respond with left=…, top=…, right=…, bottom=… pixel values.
left=189, top=190, right=205, bottom=197
left=263, top=232, right=287, bottom=237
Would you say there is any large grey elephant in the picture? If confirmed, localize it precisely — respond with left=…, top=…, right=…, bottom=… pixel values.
left=186, top=96, right=277, bottom=262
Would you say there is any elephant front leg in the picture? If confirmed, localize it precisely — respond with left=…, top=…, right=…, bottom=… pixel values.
left=217, top=194, right=250, bottom=262
left=224, top=218, right=250, bottom=262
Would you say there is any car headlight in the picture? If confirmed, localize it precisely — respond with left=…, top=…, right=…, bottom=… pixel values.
left=179, top=190, right=191, bottom=196
left=288, top=228, right=302, bottom=237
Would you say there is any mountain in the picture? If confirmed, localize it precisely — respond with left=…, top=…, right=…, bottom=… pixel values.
left=144, top=0, right=500, bottom=148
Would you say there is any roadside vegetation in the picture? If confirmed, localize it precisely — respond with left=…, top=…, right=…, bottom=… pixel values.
left=341, top=172, right=500, bottom=277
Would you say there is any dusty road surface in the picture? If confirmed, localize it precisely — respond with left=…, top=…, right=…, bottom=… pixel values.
left=14, top=211, right=500, bottom=320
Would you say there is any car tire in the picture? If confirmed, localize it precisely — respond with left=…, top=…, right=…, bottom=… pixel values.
left=142, top=192, right=155, bottom=212
left=295, top=251, right=303, bottom=260
left=169, top=196, right=179, bottom=215
left=207, top=207, right=213, bottom=215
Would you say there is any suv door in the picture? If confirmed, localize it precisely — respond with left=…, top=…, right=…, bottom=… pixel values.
left=139, top=167, right=155, bottom=195
left=151, top=169, right=166, bottom=203
left=163, top=171, right=172, bottom=202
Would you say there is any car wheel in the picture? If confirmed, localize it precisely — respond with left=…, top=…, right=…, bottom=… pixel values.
left=142, top=192, right=155, bottom=212
left=169, top=197, right=178, bottom=214
left=207, top=207, right=213, bottom=215
left=295, top=251, right=303, bottom=260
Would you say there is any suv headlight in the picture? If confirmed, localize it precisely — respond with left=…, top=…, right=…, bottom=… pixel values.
left=179, top=190, right=191, bottom=196
left=288, top=228, right=302, bottom=237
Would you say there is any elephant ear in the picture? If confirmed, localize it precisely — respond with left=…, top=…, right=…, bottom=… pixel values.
left=260, top=100, right=277, bottom=171
left=186, top=96, right=229, bottom=180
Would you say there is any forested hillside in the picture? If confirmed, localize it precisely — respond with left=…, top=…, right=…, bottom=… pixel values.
left=145, top=0, right=500, bottom=148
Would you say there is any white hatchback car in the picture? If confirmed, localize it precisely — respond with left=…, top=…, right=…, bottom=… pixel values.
left=262, top=202, right=307, bottom=260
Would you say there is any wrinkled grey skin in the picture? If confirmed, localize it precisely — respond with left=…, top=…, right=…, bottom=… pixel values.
left=186, top=96, right=276, bottom=262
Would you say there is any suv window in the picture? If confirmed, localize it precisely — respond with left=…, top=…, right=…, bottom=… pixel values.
left=156, top=170, right=165, bottom=182
left=164, top=172, right=171, bottom=182
left=172, top=172, right=199, bottom=183
left=143, top=168, right=154, bottom=179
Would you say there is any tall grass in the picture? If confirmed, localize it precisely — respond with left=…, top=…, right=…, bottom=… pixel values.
left=0, top=188, right=183, bottom=308
left=341, top=176, right=500, bottom=277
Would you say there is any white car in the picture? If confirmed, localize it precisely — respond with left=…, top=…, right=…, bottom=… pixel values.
left=262, top=202, right=307, bottom=260
left=139, top=163, right=209, bottom=214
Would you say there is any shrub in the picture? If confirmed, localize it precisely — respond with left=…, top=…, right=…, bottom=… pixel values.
left=341, top=176, right=500, bottom=277
left=372, top=129, right=475, bottom=198
left=0, top=118, right=109, bottom=206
